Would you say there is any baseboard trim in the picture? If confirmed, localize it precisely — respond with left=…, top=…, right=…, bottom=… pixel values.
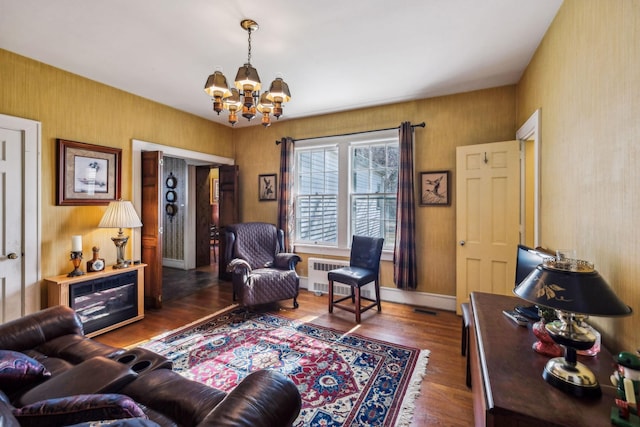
left=299, top=277, right=456, bottom=312
left=162, top=258, right=186, bottom=269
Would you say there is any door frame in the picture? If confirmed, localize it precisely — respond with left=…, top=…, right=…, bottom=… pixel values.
left=0, top=114, right=41, bottom=316
left=131, top=140, right=233, bottom=263
left=516, top=109, right=541, bottom=247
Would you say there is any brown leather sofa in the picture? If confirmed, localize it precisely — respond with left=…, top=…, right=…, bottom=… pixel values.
left=0, top=305, right=301, bottom=426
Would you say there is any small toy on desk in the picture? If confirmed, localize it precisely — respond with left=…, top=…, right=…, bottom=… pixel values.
left=611, top=351, right=640, bottom=426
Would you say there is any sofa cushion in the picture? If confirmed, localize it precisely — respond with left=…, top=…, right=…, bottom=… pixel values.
left=0, top=350, right=51, bottom=390
left=13, top=394, right=146, bottom=427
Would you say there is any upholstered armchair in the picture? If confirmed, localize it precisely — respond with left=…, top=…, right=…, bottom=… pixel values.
left=225, top=222, right=301, bottom=308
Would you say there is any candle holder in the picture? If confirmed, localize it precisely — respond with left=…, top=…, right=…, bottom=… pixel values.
left=68, top=251, right=85, bottom=277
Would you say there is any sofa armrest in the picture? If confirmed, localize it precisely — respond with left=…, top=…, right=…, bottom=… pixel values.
left=121, top=368, right=225, bottom=426
left=197, top=370, right=301, bottom=427
left=18, top=356, right=138, bottom=406
left=0, top=306, right=83, bottom=352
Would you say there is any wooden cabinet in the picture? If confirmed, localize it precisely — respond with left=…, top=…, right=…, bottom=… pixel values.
left=45, top=264, right=146, bottom=337
left=470, top=292, right=616, bottom=427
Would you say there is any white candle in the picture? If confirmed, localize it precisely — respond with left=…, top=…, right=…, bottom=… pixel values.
left=71, top=235, right=82, bottom=252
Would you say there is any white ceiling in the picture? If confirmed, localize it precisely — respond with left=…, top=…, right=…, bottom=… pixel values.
left=1, top=0, right=563, bottom=128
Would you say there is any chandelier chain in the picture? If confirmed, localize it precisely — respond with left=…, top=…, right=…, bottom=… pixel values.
left=247, top=28, right=252, bottom=65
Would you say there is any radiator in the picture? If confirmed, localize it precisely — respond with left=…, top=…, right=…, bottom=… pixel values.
left=307, top=257, right=371, bottom=298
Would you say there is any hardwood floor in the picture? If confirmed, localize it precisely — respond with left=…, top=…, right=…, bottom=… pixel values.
left=94, top=267, right=474, bottom=426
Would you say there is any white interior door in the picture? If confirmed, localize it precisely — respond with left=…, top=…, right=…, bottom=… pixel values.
left=455, top=140, right=520, bottom=314
left=0, top=114, right=41, bottom=322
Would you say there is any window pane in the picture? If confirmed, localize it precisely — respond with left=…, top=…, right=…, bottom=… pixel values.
left=295, top=138, right=397, bottom=248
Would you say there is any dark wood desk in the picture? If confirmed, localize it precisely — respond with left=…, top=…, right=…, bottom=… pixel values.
left=470, top=292, right=617, bottom=427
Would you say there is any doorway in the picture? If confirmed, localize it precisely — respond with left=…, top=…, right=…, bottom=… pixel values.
left=0, top=114, right=41, bottom=321
left=132, top=139, right=234, bottom=306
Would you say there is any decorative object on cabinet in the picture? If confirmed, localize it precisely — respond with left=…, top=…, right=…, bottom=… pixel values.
left=420, top=170, right=450, bottom=206
left=57, top=139, right=121, bottom=206
left=86, top=246, right=106, bottom=272
left=98, top=200, right=143, bottom=269
left=514, top=257, right=632, bottom=397
left=67, top=235, right=85, bottom=277
left=68, top=252, right=84, bottom=277
left=258, top=174, right=277, bottom=201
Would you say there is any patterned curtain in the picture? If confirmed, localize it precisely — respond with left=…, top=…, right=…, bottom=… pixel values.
left=277, top=137, right=295, bottom=252
left=394, top=122, right=417, bottom=289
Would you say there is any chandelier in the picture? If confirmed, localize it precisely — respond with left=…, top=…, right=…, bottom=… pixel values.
left=204, top=19, right=291, bottom=127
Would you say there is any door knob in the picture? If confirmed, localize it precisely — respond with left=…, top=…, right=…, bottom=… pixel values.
left=7, top=253, right=18, bottom=259
left=459, top=241, right=466, bottom=246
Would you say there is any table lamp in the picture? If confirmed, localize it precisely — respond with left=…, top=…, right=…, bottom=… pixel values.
left=514, top=257, right=632, bottom=397
left=98, top=200, right=143, bottom=269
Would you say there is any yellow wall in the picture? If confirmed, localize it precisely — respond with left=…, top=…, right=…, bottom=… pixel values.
left=6, top=0, right=637, bottom=354
left=0, top=48, right=234, bottom=281
left=516, top=0, right=639, bottom=352
left=233, top=87, right=517, bottom=296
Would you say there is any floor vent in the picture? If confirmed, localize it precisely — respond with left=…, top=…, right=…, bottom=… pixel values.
left=307, top=257, right=371, bottom=299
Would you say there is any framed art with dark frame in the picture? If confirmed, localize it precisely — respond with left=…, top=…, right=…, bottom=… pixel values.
left=420, top=170, right=450, bottom=206
left=258, top=174, right=277, bottom=201
left=57, top=139, right=122, bottom=206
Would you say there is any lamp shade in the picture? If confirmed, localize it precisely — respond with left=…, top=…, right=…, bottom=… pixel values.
left=266, top=77, right=291, bottom=103
left=98, top=200, right=143, bottom=229
left=514, top=258, right=632, bottom=317
left=204, top=70, right=232, bottom=98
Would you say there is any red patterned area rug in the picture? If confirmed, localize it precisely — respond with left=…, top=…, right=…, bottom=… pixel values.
left=140, top=308, right=430, bottom=426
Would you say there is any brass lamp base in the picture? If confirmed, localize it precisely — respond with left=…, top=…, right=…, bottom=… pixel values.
left=543, top=356, right=601, bottom=397
left=111, top=232, right=130, bottom=269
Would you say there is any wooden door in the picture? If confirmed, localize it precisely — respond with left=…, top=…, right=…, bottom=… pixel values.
left=195, top=166, right=212, bottom=267
left=217, top=165, right=239, bottom=280
left=141, top=151, right=163, bottom=308
left=455, top=140, right=520, bottom=314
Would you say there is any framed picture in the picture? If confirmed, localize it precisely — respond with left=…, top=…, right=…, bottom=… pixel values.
left=57, top=139, right=122, bottom=206
left=258, top=174, right=277, bottom=201
left=210, top=177, right=219, bottom=204
left=420, top=171, right=450, bottom=206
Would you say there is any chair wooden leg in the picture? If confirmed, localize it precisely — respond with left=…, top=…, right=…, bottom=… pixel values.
left=374, top=279, right=381, bottom=312
left=355, top=286, right=361, bottom=323
left=328, top=280, right=334, bottom=313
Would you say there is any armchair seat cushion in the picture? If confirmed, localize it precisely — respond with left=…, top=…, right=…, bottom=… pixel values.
left=239, top=268, right=299, bottom=307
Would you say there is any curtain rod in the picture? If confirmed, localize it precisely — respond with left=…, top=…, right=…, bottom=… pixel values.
left=275, top=122, right=425, bottom=144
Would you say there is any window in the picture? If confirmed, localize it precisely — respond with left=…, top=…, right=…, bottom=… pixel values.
left=294, top=130, right=398, bottom=250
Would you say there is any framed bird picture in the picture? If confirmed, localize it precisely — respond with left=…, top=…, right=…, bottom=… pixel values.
left=420, top=171, right=450, bottom=206
left=258, top=174, right=277, bottom=201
